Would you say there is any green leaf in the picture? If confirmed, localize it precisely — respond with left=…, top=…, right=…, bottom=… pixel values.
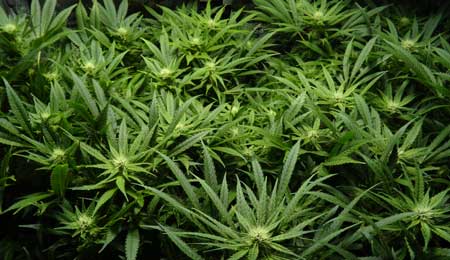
left=323, top=155, right=364, bottom=166
left=213, top=146, right=247, bottom=161
left=161, top=226, right=203, bottom=260
left=41, top=0, right=56, bottom=32
left=118, top=119, right=128, bottom=155
left=345, top=212, right=415, bottom=245
left=0, top=118, right=20, bottom=136
left=421, top=223, right=431, bottom=250
left=4, top=79, right=33, bottom=136
left=235, top=180, right=254, bottom=223
left=125, top=229, right=140, bottom=260
left=432, top=227, right=450, bottom=243
left=80, top=142, right=108, bottom=163
left=142, top=186, right=194, bottom=219
left=148, top=95, right=159, bottom=128
left=3, top=192, right=53, bottom=214
left=71, top=71, right=100, bottom=117
left=158, top=152, right=200, bottom=209
left=30, top=0, right=42, bottom=35
left=169, top=131, right=209, bottom=157
left=343, top=39, right=353, bottom=81
left=94, top=189, right=117, bottom=214
left=301, top=224, right=358, bottom=258
left=75, top=2, right=88, bottom=29
left=282, top=174, right=332, bottom=223
left=50, top=164, right=69, bottom=197
left=116, top=176, right=128, bottom=201
left=197, top=177, right=232, bottom=226
left=164, top=97, right=196, bottom=138
left=384, top=41, right=448, bottom=97
left=351, top=37, right=377, bottom=81
left=401, top=119, right=423, bottom=150
left=432, top=247, right=450, bottom=256
left=354, top=94, right=371, bottom=127
left=202, top=143, right=218, bottom=190
left=228, top=250, right=248, bottom=260
left=99, top=228, right=120, bottom=253
left=278, top=141, right=300, bottom=200
left=248, top=243, right=259, bottom=260
left=0, top=135, right=25, bottom=147
left=251, top=157, right=265, bottom=199
left=220, top=175, right=229, bottom=207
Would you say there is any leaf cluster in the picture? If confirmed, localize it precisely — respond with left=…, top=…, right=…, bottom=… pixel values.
left=0, top=0, right=450, bottom=259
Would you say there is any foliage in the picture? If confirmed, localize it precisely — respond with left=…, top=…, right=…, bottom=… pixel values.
left=0, top=0, right=449, bottom=259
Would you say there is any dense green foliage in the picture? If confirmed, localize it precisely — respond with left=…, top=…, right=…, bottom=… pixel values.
left=1, top=0, right=450, bottom=259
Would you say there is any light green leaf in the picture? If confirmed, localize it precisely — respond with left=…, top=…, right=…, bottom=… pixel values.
left=158, top=152, right=200, bottom=209
left=94, top=189, right=117, bottom=214
left=80, top=142, right=109, bottom=163
left=116, top=176, right=128, bottom=201
left=162, top=226, right=203, bottom=260
left=50, top=164, right=69, bottom=197
left=71, top=71, right=99, bottom=117
left=41, top=0, right=56, bottom=32
left=251, top=157, right=265, bottom=199
left=125, top=229, right=140, bottom=260
left=4, top=79, right=33, bottom=136
left=197, top=177, right=232, bottom=225
left=118, top=119, right=128, bottom=155
left=169, top=131, right=209, bottom=157
left=351, top=37, right=377, bottom=81
left=202, top=143, right=218, bottom=190
left=323, top=155, right=364, bottom=166
left=30, top=0, right=42, bottom=35
left=278, top=141, right=300, bottom=200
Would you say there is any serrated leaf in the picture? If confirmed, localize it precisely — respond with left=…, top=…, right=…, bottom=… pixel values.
left=351, top=37, right=377, bottom=81
left=301, top=224, right=358, bottom=258
left=94, top=189, right=116, bottom=214
left=197, top=177, right=232, bottom=225
left=384, top=41, right=448, bottom=97
left=228, top=250, right=248, bottom=260
left=0, top=135, right=25, bottom=147
left=323, top=155, right=364, bottom=166
left=421, top=223, right=431, bottom=250
left=4, top=192, right=52, bottom=214
left=41, top=0, right=56, bottom=32
left=202, top=143, right=218, bottom=190
left=248, top=243, right=259, bottom=260
left=99, top=228, right=119, bottom=253
left=80, top=140, right=108, bottom=160
left=118, top=119, right=128, bottom=155
left=161, top=226, right=203, bottom=260
left=278, top=141, right=300, bottom=200
left=157, top=152, right=200, bottom=209
left=0, top=118, right=20, bottom=136
left=251, top=157, right=265, bottom=199
left=116, top=176, right=128, bottom=201
left=169, top=131, right=209, bottom=157
left=4, top=79, right=33, bottom=136
left=125, top=229, right=140, bottom=260
left=432, top=227, right=450, bottom=243
left=401, top=119, right=423, bottom=150
left=71, top=71, right=99, bottom=117
left=51, top=164, right=69, bottom=197
left=164, top=97, right=196, bottom=138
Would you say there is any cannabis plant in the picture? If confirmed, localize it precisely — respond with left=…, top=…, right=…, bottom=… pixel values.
left=0, top=0, right=450, bottom=259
